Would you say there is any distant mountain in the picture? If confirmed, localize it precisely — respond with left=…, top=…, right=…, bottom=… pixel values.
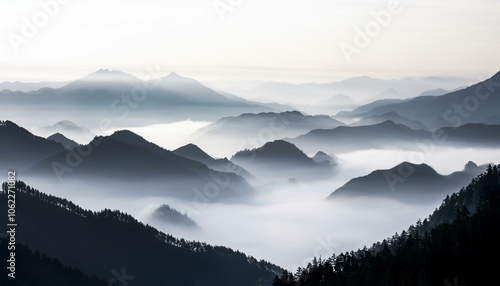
left=350, top=112, right=429, bottom=130
left=372, top=88, right=406, bottom=100
left=289, top=120, right=432, bottom=154
left=231, top=140, right=335, bottom=182
left=47, top=132, right=79, bottom=149
left=439, top=123, right=500, bottom=147
left=0, top=69, right=273, bottom=127
left=173, top=143, right=255, bottom=183
left=336, top=98, right=405, bottom=118
left=0, top=120, right=65, bottom=171
left=37, top=120, right=95, bottom=144
left=418, top=88, right=449, bottom=96
left=234, top=76, right=469, bottom=105
left=312, top=151, right=337, bottom=165
left=327, top=161, right=486, bottom=201
left=189, top=111, right=345, bottom=157
left=29, top=130, right=255, bottom=201
left=217, top=90, right=294, bottom=112
left=148, top=204, right=198, bottom=229
left=289, top=94, right=357, bottom=116
left=342, top=71, right=500, bottom=129
left=0, top=80, right=68, bottom=92
left=0, top=181, right=282, bottom=286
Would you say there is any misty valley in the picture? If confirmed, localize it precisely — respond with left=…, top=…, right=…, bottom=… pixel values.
left=0, top=68, right=499, bottom=286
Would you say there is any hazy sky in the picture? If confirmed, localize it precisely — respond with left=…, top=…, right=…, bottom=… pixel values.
left=1, top=0, right=499, bottom=82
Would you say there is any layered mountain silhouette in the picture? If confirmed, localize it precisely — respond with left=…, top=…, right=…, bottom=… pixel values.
left=349, top=111, right=429, bottom=130
left=234, top=76, right=467, bottom=104
left=418, top=88, right=449, bottom=96
left=0, top=69, right=273, bottom=126
left=289, top=120, right=431, bottom=153
left=173, top=143, right=255, bottom=183
left=439, top=123, right=500, bottom=147
left=231, top=140, right=335, bottom=182
left=327, top=161, right=486, bottom=201
left=336, top=98, right=404, bottom=118
left=28, top=129, right=254, bottom=201
left=48, top=132, right=79, bottom=149
left=0, top=120, right=65, bottom=171
left=37, top=120, right=95, bottom=144
left=274, top=165, right=500, bottom=286
left=0, top=80, right=68, bottom=92
left=189, top=111, right=345, bottom=156
left=290, top=93, right=357, bottom=115
left=335, top=71, right=500, bottom=129
left=0, top=181, right=282, bottom=286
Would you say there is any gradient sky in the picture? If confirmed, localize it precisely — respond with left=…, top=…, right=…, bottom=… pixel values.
left=0, top=0, right=499, bottom=82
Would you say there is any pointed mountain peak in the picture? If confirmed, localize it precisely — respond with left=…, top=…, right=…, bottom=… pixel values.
left=166, top=72, right=183, bottom=79
left=312, top=151, right=335, bottom=164
left=175, top=143, right=206, bottom=153
left=463, top=161, right=479, bottom=173
left=173, top=143, right=213, bottom=163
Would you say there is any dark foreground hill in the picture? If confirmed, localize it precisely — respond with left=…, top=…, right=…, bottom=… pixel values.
left=0, top=237, right=107, bottom=286
left=272, top=165, right=500, bottom=286
left=0, top=181, right=282, bottom=286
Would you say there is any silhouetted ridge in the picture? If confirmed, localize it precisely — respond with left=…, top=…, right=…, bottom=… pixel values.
left=273, top=165, right=500, bottom=286
left=0, top=181, right=283, bottom=286
left=174, top=143, right=214, bottom=163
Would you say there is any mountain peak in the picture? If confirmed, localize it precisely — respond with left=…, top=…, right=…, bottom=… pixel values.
left=173, top=143, right=213, bottom=163
left=77, top=69, right=140, bottom=83
left=166, top=72, right=183, bottom=79
left=391, top=161, right=438, bottom=176
left=109, top=129, right=145, bottom=142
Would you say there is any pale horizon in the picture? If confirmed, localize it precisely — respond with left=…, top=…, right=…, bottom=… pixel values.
left=1, top=0, right=499, bottom=83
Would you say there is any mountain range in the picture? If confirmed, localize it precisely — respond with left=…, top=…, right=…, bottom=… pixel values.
left=327, top=161, right=487, bottom=202
left=189, top=111, right=345, bottom=157
left=334, top=71, right=500, bottom=129
left=231, top=140, right=335, bottom=182
left=288, top=120, right=500, bottom=154
left=173, top=143, right=255, bottom=183
left=0, top=120, right=66, bottom=171
left=0, top=69, right=277, bottom=128
left=27, top=129, right=255, bottom=201
left=221, top=75, right=469, bottom=105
